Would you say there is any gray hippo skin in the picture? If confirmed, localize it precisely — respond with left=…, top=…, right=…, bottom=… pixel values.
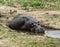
left=8, top=14, right=45, bottom=34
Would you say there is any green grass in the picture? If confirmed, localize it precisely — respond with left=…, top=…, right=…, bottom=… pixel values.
left=0, top=0, right=60, bottom=10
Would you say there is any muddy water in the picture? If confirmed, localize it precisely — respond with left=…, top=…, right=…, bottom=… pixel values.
left=45, top=29, right=60, bottom=38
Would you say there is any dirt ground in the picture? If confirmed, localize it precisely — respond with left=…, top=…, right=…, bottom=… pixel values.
left=0, top=5, right=60, bottom=29
left=0, top=5, right=60, bottom=47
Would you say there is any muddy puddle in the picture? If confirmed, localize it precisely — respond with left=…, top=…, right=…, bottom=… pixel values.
left=45, top=29, right=60, bottom=38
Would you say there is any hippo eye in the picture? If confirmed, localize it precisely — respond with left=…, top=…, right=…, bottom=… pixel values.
left=31, top=23, right=35, bottom=27
left=31, top=23, right=34, bottom=27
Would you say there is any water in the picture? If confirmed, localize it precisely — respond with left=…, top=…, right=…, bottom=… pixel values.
left=45, top=29, right=60, bottom=38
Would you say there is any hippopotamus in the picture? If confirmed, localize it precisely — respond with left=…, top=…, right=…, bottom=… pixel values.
left=7, top=14, right=45, bottom=34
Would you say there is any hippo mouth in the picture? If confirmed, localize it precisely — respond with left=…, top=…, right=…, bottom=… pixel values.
left=35, top=27, right=45, bottom=34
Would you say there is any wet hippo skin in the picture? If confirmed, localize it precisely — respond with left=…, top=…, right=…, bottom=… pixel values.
left=7, top=14, right=45, bottom=34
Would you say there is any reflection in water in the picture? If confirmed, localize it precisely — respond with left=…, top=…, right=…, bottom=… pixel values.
left=45, top=29, right=60, bottom=38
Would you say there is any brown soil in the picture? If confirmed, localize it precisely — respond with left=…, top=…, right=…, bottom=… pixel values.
left=0, top=5, right=60, bottom=29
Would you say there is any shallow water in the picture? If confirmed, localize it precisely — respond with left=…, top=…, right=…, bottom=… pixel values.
left=45, top=29, right=60, bottom=38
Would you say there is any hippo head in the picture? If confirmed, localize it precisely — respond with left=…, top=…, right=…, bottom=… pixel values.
left=30, top=23, right=45, bottom=34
